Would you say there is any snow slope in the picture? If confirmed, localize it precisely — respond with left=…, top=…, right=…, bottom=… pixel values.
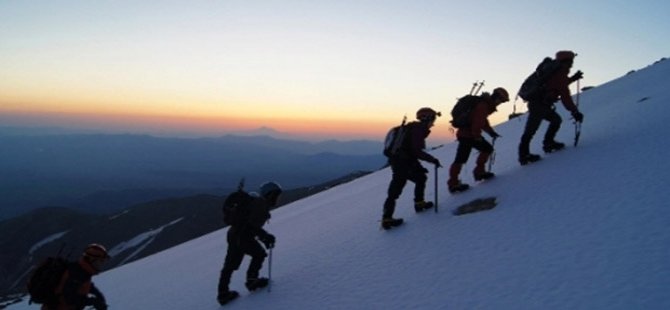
left=10, top=58, right=670, bottom=310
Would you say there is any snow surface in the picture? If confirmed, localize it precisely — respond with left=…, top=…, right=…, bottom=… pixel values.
left=28, top=231, right=68, bottom=255
left=108, top=218, right=184, bottom=265
left=11, top=59, right=670, bottom=309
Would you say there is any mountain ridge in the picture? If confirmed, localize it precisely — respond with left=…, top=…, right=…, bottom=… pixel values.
left=0, top=133, right=384, bottom=219
left=0, top=170, right=371, bottom=298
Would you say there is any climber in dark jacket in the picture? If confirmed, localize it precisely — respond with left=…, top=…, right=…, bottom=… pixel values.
left=217, top=181, right=281, bottom=305
left=381, top=107, right=442, bottom=230
left=518, top=50, right=585, bottom=165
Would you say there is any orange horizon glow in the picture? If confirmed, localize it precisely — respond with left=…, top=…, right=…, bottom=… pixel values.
left=0, top=106, right=456, bottom=142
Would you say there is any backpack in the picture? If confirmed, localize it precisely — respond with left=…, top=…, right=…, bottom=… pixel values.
left=27, top=257, right=69, bottom=305
left=222, top=189, right=253, bottom=226
left=383, top=119, right=411, bottom=158
left=518, top=57, right=562, bottom=101
left=450, top=95, right=480, bottom=128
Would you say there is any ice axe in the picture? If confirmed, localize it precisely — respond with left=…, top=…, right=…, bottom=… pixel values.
left=574, top=79, right=582, bottom=147
left=434, top=164, right=439, bottom=213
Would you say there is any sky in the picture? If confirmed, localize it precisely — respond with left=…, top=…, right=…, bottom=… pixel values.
left=1, top=1, right=669, bottom=141
left=6, top=57, right=670, bottom=309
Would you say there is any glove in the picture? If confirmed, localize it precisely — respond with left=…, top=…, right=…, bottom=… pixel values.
left=572, top=110, right=584, bottom=123
left=570, top=70, right=583, bottom=82
left=259, top=233, right=275, bottom=249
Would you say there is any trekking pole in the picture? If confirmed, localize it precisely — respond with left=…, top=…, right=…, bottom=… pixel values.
left=574, top=79, right=582, bottom=147
left=434, top=164, right=439, bottom=213
left=574, top=120, right=582, bottom=147
left=267, top=248, right=273, bottom=293
left=576, top=79, right=581, bottom=107
left=488, top=137, right=497, bottom=172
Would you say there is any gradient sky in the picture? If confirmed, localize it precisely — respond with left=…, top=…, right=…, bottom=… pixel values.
left=1, top=1, right=668, bottom=142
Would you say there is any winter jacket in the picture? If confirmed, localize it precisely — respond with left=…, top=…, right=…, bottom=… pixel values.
left=397, top=121, right=439, bottom=164
left=542, top=65, right=579, bottom=113
left=456, top=96, right=497, bottom=140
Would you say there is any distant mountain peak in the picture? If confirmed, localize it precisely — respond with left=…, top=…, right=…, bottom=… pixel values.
left=256, top=126, right=279, bottom=133
left=231, top=126, right=283, bottom=136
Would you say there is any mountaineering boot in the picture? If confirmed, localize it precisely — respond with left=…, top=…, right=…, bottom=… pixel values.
left=448, top=181, right=470, bottom=193
left=447, top=163, right=468, bottom=194
left=543, top=141, right=566, bottom=153
left=473, top=152, right=491, bottom=180
left=245, top=277, right=269, bottom=291
left=217, top=290, right=239, bottom=305
left=381, top=217, right=404, bottom=230
left=474, top=171, right=495, bottom=181
left=448, top=164, right=471, bottom=193
left=519, top=153, right=541, bottom=165
left=414, top=201, right=434, bottom=213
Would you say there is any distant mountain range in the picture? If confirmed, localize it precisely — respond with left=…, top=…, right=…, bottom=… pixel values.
left=0, top=171, right=370, bottom=298
left=0, top=127, right=384, bottom=296
left=0, top=130, right=385, bottom=219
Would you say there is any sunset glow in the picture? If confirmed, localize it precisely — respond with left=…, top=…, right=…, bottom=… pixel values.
left=1, top=1, right=668, bottom=142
